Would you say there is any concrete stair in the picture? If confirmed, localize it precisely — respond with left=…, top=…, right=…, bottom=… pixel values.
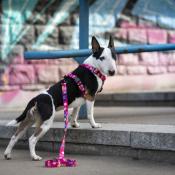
left=96, top=91, right=175, bottom=106
left=1, top=120, right=175, bottom=163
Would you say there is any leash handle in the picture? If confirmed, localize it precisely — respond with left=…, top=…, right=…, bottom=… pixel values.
left=45, top=81, right=77, bottom=168
left=58, top=82, right=68, bottom=159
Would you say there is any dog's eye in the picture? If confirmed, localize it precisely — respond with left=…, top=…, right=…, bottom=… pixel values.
left=99, top=56, right=105, bottom=61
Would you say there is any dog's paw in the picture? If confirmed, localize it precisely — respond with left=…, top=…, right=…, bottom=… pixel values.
left=92, top=123, right=102, bottom=128
left=71, top=121, right=80, bottom=128
left=4, top=153, right=12, bottom=160
left=32, top=155, right=42, bottom=161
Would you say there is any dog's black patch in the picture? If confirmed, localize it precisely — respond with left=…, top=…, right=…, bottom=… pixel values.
left=72, top=65, right=98, bottom=97
left=93, top=47, right=104, bottom=59
left=46, top=82, right=63, bottom=108
left=36, top=94, right=53, bottom=121
left=110, top=48, right=116, bottom=61
left=47, top=65, right=98, bottom=107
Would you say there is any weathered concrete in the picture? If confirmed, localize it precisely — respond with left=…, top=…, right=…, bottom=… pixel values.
left=1, top=107, right=175, bottom=125
left=131, top=132, right=175, bottom=151
left=0, top=91, right=175, bottom=111
left=96, top=91, right=175, bottom=106
left=1, top=121, right=175, bottom=163
left=1, top=149, right=175, bottom=175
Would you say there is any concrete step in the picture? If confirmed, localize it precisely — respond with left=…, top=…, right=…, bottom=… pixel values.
left=96, top=91, right=175, bottom=106
left=0, top=120, right=175, bottom=163
left=0, top=91, right=175, bottom=111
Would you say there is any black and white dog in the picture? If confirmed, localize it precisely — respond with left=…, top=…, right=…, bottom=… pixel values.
left=4, top=36, right=117, bottom=161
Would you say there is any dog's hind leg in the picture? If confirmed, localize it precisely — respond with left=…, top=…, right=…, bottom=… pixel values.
left=71, top=107, right=80, bottom=128
left=29, top=103, right=55, bottom=161
left=29, top=118, right=53, bottom=161
left=4, top=111, right=34, bottom=160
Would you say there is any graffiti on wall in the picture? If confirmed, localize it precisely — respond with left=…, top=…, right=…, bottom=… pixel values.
left=132, top=0, right=175, bottom=29
left=70, top=0, right=128, bottom=48
left=1, top=0, right=175, bottom=63
left=1, top=0, right=78, bottom=62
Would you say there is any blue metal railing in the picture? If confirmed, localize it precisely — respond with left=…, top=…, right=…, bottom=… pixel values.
left=24, top=43, right=175, bottom=60
left=23, top=0, right=175, bottom=119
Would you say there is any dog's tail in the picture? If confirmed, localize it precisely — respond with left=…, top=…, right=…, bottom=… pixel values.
left=6, top=98, right=36, bottom=126
left=6, top=112, right=27, bottom=126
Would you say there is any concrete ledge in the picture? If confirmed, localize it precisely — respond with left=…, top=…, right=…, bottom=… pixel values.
left=0, top=91, right=175, bottom=111
left=96, top=91, right=175, bottom=106
left=1, top=121, right=175, bottom=163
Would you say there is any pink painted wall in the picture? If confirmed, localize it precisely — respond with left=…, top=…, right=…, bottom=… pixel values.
left=1, top=13, right=175, bottom=109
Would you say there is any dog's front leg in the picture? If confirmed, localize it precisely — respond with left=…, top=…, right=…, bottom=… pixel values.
left=71, top=107, right=80, bottom=128
left=86, top=100, right=102, bottom=128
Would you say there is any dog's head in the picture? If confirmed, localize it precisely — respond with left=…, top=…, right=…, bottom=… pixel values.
left=91, top=36, right=117, bottom=76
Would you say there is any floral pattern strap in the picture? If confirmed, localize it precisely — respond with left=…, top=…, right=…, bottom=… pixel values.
left=45, top=81, right=77, bottom=168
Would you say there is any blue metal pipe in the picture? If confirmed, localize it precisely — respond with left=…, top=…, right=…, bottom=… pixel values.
left=24, top=43, right=175, bottom=60
left=24, top=49, right=91, bottom=60
left=117, top=43, right=175, bottom=53
left=78, top=0, right=89, bottom=119
left=79, top=0, right=89, bottom=50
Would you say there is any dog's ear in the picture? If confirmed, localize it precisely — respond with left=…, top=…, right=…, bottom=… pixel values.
left=108, top=35, right=114, bottom=48
left=92, top=36, right=100, bottom=53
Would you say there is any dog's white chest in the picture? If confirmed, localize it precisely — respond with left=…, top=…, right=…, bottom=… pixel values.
left=69, top=97, right=85, bottom=108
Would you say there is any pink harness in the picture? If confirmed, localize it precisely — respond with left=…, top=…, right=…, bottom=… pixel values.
left=45, top=64, right=106, bottom=168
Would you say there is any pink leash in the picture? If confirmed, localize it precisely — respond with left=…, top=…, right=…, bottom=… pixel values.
left=45, top=64, right=106, bottom=168
left=45, top=81, right=77, bottom=168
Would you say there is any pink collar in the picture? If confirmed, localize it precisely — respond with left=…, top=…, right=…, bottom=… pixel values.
left=80, top=64, right=106, bottom=82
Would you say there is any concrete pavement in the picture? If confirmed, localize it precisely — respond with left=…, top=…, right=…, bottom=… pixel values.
left=0, top=148, right=175, bottom=175
left=0, top=106, right=175, bottom=124
left=1, top=106, right=175, bottom=174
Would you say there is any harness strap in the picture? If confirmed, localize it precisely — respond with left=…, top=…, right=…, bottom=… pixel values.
left=66, top=73, right=86, bottom=96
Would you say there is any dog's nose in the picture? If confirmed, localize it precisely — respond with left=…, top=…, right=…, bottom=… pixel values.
left=108, top=70, right=115, bottom=76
